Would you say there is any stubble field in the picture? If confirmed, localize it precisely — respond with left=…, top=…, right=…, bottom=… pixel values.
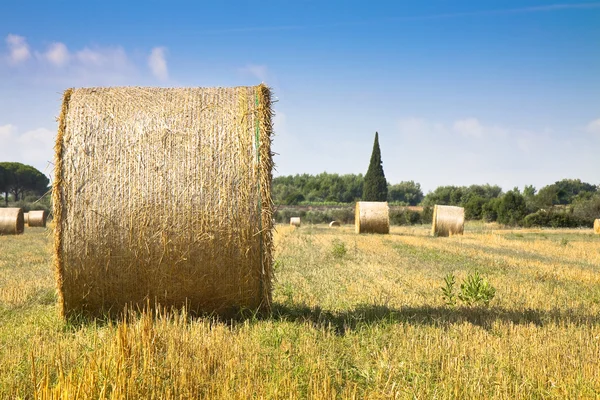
left=1, top=223, right=599, bottom=399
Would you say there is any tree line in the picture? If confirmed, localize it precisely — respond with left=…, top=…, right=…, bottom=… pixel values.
left=0, top=162, right=49, bottom=206
left=273, top=175, right=600, bottom=227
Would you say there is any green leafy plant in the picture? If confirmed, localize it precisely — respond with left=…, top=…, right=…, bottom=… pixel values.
left=331, top=239, right=347, bottom=259
left=441, top=272, right=496, bottom=307
left=440, top=273, right=457, bottom=308
left=458, top=271, right=496, bottom=307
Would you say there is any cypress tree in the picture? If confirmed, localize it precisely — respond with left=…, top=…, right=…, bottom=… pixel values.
left=362, top=132, right=388, bottom=201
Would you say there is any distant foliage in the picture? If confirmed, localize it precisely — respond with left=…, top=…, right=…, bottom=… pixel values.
left=273, top=173, right=364, bottom=205
left=388, top=181, right=424, bottom=205
left=0, top=162, right=49, bottom=205
left=522, top=209, right=589, bottom=228
left=496, top=190, right=527, bottom=226
left=362, top=132, right=388, bottom=202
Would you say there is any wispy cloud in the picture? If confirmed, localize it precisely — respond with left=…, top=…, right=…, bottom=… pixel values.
left=2, top=34, right=171, bottom=84
left=41, top=42, right=70, bottom=66
left=200, top=3, right=600, bottom=35
left=5, top=34, right=30, bottom=64
left=239, top=64, right=268, bottom=82
left=586, top=118, right=600, bottom=135
left=0, top=124, right=55, bottom=177
left=148, top=47, right=168, bottom=81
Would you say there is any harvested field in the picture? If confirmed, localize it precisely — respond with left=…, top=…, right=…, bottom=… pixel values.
left=0, top=223, right=599, bottom=398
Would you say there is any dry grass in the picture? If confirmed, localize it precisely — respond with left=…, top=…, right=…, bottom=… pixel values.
left=1, top=223, right=599, bottom=398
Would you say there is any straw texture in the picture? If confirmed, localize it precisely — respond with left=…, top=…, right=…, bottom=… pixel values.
left=28, top=210, right=47, bottom=227
left=432, top=205, right=465, bottom=237
left=0, top=208, right=24, bottom=235
left=594, top=219, right=600, bottom=234
left=290, top=217, right=301, bottom=227
left=53, top=85, right=274, bottom=318
left=329, top=221, right=340, bottom=227
left=355, top=202, right=389, bottom=234
left=24, top=212, right=29, bottom=225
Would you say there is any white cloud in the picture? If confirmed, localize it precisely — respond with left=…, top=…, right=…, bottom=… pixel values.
left=76, top=46, right=130, bottom=69
left=5, top=34, right=31, bottom=64
left=391, top=116, right=600, bottom=192
left=148, top=47, right=168, bottom=81
left=2, top=34, right=169, bottom=84
left=42, top=42, right=70, bottom=66
left=453, top=117, right=484, bottom=138
left=239, top=64, right=268, bottom=82
left=586, top=118, right=600, bottom=135
left=0, top=125, right=55, bottom=177
left=273, top=110, right=286, bottom=136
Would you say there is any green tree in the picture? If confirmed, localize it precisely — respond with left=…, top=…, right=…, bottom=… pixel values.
left=362, top=132, right=388, bottom=201
left=0, top=164, right=7, bottom=205
left=388, top=181, right=424, bottom=205
left=497, top=190, right=527, bottom=226
left=0, top=162, right=50, bottom=205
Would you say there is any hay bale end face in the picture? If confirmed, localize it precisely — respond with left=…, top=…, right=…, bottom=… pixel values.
left=54, top=85, right=274, bottom=318
left=28, top=210, right=47, bottom=227
left=0, top=208, right=25, bottom=235
left=432, top=205, right=465, bottom=237
left=355, top=202, right=389, bottom=234
left=290, top=217, right=301, bottom=227
left=594, top=219, right=600, bottom=234
left=329, top=221, right=340, bottom=227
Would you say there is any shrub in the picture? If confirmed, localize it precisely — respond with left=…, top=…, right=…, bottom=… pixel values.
left=441, top=272, right=496, bottom=308
left=522, top=209, right=588, bottom=228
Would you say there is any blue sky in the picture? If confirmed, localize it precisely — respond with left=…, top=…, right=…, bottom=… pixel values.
left=0, top=1, right=599, bottom=192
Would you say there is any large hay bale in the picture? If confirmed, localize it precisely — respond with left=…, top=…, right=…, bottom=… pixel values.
left=24, top=212, right=29, bottom=226
left=0, top=208, right=24, bottom=235
left=432, top=205, right=464, bottom=237
left=53, top=85, right=274, bottom=317
left=355, top=202, right=389, bottom=234
left=290, top=217, right=301, bottom=227
left=594, top=219, right=600, bottom=234
left=28, top=210, right=47, bottom=227
left=329, top=221, right=340, bottom=227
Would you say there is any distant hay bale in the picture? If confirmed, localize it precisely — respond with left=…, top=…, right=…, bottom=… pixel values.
left=355, top=202, right=389, bottom=234
left=431, top=205, right=464, bottom=237
left=329, top=221, right=340, bottom=227
left=24, top=212, right=29, bottom=225
left=290, top=217, right=301, bottom=227
left=53, top=85, right=274, bottom=318
left=28, top=210, right=47, bottom=227
left=594, top=219, right=600, bottom=234
left=0, top=208, right=24, bottom=235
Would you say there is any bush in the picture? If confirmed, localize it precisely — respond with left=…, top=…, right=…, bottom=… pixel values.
left=522, top=209, right=589, bottom=228
left=389, top=209, right=422, bottom=225
left=496, top=191, right=527, bottom=226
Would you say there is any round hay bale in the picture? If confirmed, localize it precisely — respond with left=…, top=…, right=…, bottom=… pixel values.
left=329, top=221, right=340, bottom=227
left=28, top=210, right=47, bottom=227
left=290, top=217, right=301, bottom=227
left=53, top=85, right=274, bottom=318
left=0, top=208, right=25, bottom=235
left=594, top=219, right=600, bottom=234
left=24, top=212, right=29, bottom=226
left=355, top=202, right=389, bottom=234
left=431, top=205, right=464, bottom=237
